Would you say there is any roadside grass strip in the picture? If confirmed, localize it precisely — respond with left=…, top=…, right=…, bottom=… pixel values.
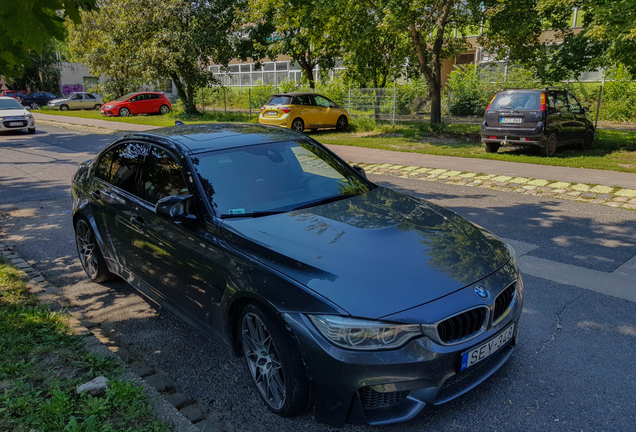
left=0, top=256, right=172, bottom=432
left=355, top=162, right=636, bottom=211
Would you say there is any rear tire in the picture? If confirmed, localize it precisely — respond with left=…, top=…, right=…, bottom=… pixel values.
left=159, top=105, right=171, bottom=115
left=484, top=142, right=500, bottom=153
left=541, top=132, right=558, bottom=157
left=75, top=218, right=114, bottom=283
left=30, top=102, right=39, bottom=109
left=291, top=118, right=304, bottom=133
left=579, top=128, right=594, bottom=150
left=94, top=104, right=102, bottom=110
left=239, top=304, right=309, bottom=417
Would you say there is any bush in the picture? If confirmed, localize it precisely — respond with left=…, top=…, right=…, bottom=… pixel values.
left=349, top=116, right=377, bottom=132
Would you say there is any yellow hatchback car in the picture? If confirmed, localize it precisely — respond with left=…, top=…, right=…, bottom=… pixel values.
left=258, top=92, right=349, bottom=132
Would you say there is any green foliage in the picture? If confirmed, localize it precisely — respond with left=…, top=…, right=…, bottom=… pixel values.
left=0, top=0, right=96, bottom=76
left=350, top=116, right=377, bottom=132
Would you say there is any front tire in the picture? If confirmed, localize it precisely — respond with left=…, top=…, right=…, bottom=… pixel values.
left=60, top=104, right=69, bottom=111
left=541, top=132, right=558, bottom=157
left=27, top=127, right=35, bottom=134
left=579, top=128, right=594, bottom=150
left=240, top=304, right=309, bottom=417
left=291, top=118, right=304, bottom=133
left=75, top=218, right=114, bottom=283
left=484, top=142, right=500, bottom=153
left=119, top=107, right=130, bottom=117
left=336, top=115, right=348, bottom=131
left=159, top=104, right=171, bottom=115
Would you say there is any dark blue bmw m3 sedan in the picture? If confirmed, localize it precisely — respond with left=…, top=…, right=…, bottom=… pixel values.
left=72, top=123, right=523, bottom=427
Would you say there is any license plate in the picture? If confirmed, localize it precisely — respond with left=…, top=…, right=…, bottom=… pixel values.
left=500, top=117, right=522, bottom=124
left=267, top=111, right=278, bottom=117
left=9, top=121, right=24, bottom=127
left=461, top=324, right=515, bottom=371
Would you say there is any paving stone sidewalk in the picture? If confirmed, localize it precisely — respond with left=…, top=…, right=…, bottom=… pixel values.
left=354, top=162, right=636, bottom=211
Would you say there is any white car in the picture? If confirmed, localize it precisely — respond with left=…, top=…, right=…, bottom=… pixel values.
left=0, top=96, right=35, bottom=134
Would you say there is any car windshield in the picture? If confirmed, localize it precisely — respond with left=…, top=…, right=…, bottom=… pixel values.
left=192, top=140, right=372, bottom=217
left=115, top=93, right=136, bottom=102
left=491, top=93, right=540, bottom=111
left=0, top=98, right=24, bottom=110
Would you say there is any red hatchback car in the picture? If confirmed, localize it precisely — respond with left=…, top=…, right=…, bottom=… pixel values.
left=101, top=92, right=172, bottom=117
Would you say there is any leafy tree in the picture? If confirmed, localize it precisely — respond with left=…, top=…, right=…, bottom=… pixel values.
left=365, top=1, right=478, bottom=126
left=68, top=0, right=237, bottom=113
left=0, top=0, right=96, bottom=77
left=240, top=0, right=340, bottom=90
left=7, top=42, right=61, bottom=94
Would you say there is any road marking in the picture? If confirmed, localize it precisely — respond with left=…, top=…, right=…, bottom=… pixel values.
left=501, top=238, right=636, bottom=303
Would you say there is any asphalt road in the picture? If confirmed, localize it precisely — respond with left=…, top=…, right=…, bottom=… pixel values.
left=1, top=125, right=635, bottom=432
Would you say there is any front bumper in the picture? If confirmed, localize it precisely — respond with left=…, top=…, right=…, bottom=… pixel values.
left=285, top=264, right=524, bottom=427
left=47, top=103, right=61, bottom=110
left=0, top=117, right=35, bottom=130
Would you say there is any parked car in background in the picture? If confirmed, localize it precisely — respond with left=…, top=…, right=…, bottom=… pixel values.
left=100, top=92, right=172, bottom=117
left=72, top=123, right=523, bottom=427
left=20, top=92, right=58, bottom=109
left=0, top=96, right=36, bottom=134
left=48, top=92, right=104, bottom=111
left=481, top=87, right=595, bottom=157
left=1, top=90, right=27, bottom=100
left=258, top=92, right=349, bottom=132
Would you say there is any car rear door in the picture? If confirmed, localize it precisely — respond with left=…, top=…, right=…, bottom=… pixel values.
left=84, top=93, right=98, bottom=109
left=132, top=145, right=213, bottom=327
left=567, top=93, right=587, bottom=142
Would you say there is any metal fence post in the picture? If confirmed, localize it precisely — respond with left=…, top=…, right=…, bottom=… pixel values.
left=224, top=87, right=227, bottom=114
left=594, top=78, right=604, bottom=132
left=249, top=88, right=252, bottom=119
left=392, top=83, right=396, bottom=127
left=447, top=87, right=451, bottom=124
left=348, top=87, right=351, bottom=115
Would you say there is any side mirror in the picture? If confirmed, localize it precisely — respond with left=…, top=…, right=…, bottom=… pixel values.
left=155, top=195, right=193, bottom=220
left=352, top=165, right=367, bottom=180
left=24, top=106, right=31, bottom=111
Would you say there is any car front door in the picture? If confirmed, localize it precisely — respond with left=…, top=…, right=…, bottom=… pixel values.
left=313, top=95, right=339, bottom=127
left=567, top=93, right=588, bottom=142
left=132, top=144, right=213, bottom=327
left=128, top=94, right=145, bottom=114
left=68, top=93, right=83, bottom=109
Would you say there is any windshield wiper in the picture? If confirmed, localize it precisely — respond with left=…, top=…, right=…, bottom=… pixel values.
left=501, top=106, right=520, bottom=113
left=292, top=194, right=356, bottom=211
left=220, top=210, right=287, bottom=219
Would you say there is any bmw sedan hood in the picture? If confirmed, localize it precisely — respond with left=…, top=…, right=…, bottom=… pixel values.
left=221, top=187, right=511, bottom=318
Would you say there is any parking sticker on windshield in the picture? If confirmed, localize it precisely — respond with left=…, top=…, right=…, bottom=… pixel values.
left=228, top=208, right=246, bottom=215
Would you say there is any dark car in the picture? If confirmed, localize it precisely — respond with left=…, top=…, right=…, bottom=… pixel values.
left=481, top=87, right=595, bottom=157
left=72, top=123, right=523, bottom=427
left=0, top=90, right=27, bottom=101
left=20, top=91, right=58, bottom=109
left=100, top=91, right=172, bottom=117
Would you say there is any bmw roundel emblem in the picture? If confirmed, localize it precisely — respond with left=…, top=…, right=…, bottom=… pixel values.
left=474, top=285, right=489, bottom=300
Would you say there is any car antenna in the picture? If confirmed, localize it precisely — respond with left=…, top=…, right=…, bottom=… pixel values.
left=175, top=120, right=185, bottom=126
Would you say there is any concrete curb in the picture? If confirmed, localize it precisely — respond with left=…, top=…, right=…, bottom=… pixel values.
left=0, top=240, right=200, bottom=432
left=355, top=162, right=636, bottom=211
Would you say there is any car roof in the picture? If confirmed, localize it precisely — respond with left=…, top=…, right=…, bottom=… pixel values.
left=271, top=92, right=318, bottom=97
left=127, top=123, right=306, bottom=154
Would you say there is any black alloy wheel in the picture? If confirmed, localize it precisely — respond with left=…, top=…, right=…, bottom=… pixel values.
left=240, top=304, right=309, bottom=417
left=291, top=118, right=304, bottom=133
left=159, top=105, right=171, bottom=115
left=541, top=132, right=558, bottom=157
left=336, top=115, right=348, bottom=131
left=60, top=104, right=69, bottom=111
left=75, top=219, right=114, bottom=283
left=30, top=102, right=39, bottom=109
left=580, top=128, right=594, bottom=151
left=484, top=142, right=500, bottom=153
left=119, top=107, right=130, bottom=117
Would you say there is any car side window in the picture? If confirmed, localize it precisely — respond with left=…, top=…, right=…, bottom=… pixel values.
left=71, top=94, right=82, bottom=100
left=142, top=146, right=190, bottom=205
left=551, top=93, right=568, bottom=113
left=109, top=143, right=148, bottom=196
left=313, top=95, right=331, bottom=108
left=568, top=94, right=583, bottom=114
left=95, top=148, right=118, bottom=183
left=86, top=93, right=96, bottom=100
left=295, top=95, right=311, bottom=105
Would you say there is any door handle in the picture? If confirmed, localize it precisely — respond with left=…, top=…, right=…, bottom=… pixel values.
left=131, top=215, right=145, bottom=228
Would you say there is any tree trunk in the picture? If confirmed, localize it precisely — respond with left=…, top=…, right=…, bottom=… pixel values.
left=429, top=80, right=442, bottom=127
left=172, top=74, right=198, bottom=115
left=298, top=56, right=316, bottom=90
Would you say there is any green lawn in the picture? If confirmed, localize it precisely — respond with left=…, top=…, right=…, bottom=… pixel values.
left=0, top=258, right=172, bottom=432
left=35, top=108, right=636, bottom=173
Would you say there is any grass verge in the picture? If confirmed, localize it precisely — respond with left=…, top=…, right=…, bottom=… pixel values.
left=35, top=108, right=636, bottom=173
left=0, top=257, right=172, bottom=432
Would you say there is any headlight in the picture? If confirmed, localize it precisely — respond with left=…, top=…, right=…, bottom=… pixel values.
left=308, top=315, right=423, bottom=350
left=506, top=243, right=517, bottom=266
left=105, top=105, right=114, bottom=109
left=26, top=113, right=33, bottom=118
